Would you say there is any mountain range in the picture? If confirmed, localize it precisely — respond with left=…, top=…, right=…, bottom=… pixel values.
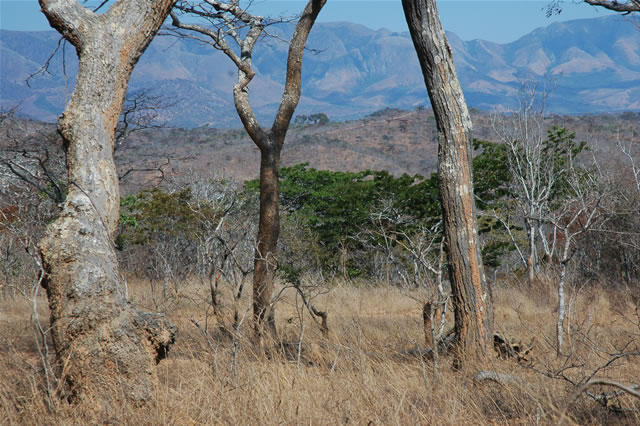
left=1, top=14, right=639, bottom=128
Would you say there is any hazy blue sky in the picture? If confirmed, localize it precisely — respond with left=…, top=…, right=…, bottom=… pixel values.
left=0, top=0, right=615, bottom=43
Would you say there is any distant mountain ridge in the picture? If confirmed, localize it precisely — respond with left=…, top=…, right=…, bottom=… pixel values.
left=1, top=14, right=638, bottom=127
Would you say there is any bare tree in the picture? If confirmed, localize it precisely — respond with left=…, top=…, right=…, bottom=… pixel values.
left=548, top=153, right=606, bottom=355
left=169, top=0, right=327, bottom=345
left=1, top=88, right=174, bottom=205
left=37, top=0, right=176, bottom=406
left=402, top=0, right=493, bottom=366
left=491, top=79, right=559, bottom=282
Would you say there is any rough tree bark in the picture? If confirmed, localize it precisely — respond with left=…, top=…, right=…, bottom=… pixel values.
left=171, top=0, right=326, bottom=345
left=402, top=0, right=493, bottom=366
left=38, top=0, right=176, bottom=406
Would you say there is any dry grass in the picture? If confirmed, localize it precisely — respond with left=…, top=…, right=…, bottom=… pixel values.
left=1, top=277, right=639, bottom=425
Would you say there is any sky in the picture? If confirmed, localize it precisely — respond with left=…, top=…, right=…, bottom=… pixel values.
left=0, top=0, right=616, bottom=43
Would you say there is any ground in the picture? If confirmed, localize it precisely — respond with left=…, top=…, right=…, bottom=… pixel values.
left=1, top=277, right=639, bottom=424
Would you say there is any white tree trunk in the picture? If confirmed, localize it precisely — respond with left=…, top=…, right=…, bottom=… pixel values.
left=38, top=0, right=176, bottom=406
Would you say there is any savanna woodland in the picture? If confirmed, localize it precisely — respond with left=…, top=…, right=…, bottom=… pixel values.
left=1, top=0, right=639, bottom=424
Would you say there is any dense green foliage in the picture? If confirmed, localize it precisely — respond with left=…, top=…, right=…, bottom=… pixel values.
left=119, top=188, right=208, bottom=246
left=246, top=137, right=517, bottom=276
left=116, top=125, right=602, bottom=283
left=247, top=164, right=441, bottom=276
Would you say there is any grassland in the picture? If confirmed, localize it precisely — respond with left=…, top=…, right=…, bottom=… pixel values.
left=1, top=277, right=639, bottom=425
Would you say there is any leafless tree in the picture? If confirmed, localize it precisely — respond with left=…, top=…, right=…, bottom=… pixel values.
left=0, top=111, right=62, bottom=300
left=0, top=111, right=66, bottom=205
left=491, top=79, right=558, bottom=282
left=1, top=90, right=172, bottom=207
left=402, top=0, right=493, bottom=367
left=547, top=152, right=607, bottom=355
left=359, top=199, right=451, bottom=375
left=169, top=0, right=327, bottom=346
left=618, top=130, right=640, bottom=196
left=490, top=81, right=613, bottom=353
left=37, top=0, right=176, bottom=406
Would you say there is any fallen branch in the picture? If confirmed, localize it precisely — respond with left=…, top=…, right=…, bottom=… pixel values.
left=473, top=370, right=524, bottom=385
left=575, top=379, right=640, bottom=402
left=292, top=281, right=329, bottom=338
left=560, top=379, right=640, bottom=422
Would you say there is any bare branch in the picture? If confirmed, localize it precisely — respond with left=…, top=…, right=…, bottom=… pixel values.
left=272, top=0, right=328, bottom=138
left=118, top=157, right=170, bottom=183
left=115, top=89, right=178, bottom=151
left=473, top=370, right=524, bottom=385
left=25, top=37, right=65, bottom=87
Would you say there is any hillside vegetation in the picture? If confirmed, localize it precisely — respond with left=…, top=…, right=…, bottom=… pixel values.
left=91, top=108, right=640, bottom=188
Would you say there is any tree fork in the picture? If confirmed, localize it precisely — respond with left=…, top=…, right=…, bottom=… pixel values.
left=171, top=0, right=327, bottom=344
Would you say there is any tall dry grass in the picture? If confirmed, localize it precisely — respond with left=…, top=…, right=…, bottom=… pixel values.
left=1, top=277, right=639, bottom=425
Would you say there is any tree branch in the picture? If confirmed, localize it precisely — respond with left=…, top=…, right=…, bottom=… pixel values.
left=272, top=0, right=327, bottom=139
left=584, top=0, right=640, bottom=13
left=38, top=0, right=96, bottom=47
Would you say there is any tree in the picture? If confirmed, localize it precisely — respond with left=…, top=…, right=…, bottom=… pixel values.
left=170, top=0, right=326, bottom=345
left=547, top=156, right=605, bottom=355
left=294, top=113, right=330, bottom=126
left=37, top=0, right=176, bottom=406
left=491, top=81, right=586, bottom=282
left=402, top=0, right=493, bottom=366
left=263, top=164, right=442, bottom=278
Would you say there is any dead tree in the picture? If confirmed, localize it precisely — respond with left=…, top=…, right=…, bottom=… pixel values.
left=170, top=0, right=326, bottom=346
left=402, top=0, right=493, bottom=366
left=38, top=0, right=176, bottom=406
left=491, top=79, right=557, bottom=283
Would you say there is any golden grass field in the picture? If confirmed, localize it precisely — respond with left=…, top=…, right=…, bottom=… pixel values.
left=1, top=277, right=639, bottom=425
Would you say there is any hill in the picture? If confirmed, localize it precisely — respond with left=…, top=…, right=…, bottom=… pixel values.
left=4, top=108, right=637, bottom=195
left=1, top=15, right=639, bottom=127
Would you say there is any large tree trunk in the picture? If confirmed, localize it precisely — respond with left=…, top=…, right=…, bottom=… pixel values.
left=253, top=138, right=282, bottom=343
left=38, top=0, right=176, bottom=406
left=402, top=0, right=493, bottom=366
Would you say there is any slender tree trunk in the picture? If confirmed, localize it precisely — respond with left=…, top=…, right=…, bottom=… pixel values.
left=170, top=0, right=326, bottom=344
left=38, top=0, right=176, bottom=406
left=253, top=137, right=282, bottom=343
left=232, top=0, right=326, bottom=343
left=556, top=229, right=572, bottom=356
left=402, top=0, right=493, bottom=366
left=527, top=219, right=538, bottom=282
